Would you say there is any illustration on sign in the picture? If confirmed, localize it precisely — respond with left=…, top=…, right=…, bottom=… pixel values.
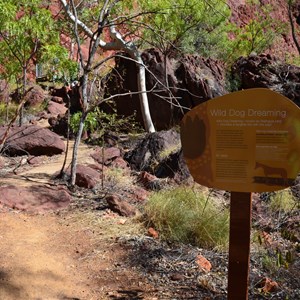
left=181, top=88, right=300, bottom=192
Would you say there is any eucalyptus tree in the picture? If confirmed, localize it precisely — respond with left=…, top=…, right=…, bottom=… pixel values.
left=59, top=0, right=158, bottom=186
left=59, top=0, right=155, bottom=134
left=0, top=0, right=66, bottom=125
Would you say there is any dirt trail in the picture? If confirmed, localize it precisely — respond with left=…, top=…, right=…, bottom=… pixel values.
left=0, top=212, right=95, bottom=300
left=0, top=138, right=113, bottom=299
left=1, top=140, right=95, bottom=187
left=0, top=135, right=151, bottom=300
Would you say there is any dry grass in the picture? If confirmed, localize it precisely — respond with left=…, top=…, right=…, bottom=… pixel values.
left=144, top=186, right=229, bottom=251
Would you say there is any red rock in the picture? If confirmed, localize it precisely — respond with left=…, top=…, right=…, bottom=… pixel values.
left=258, top=277, right=279, bottom=293
left=196, top=255, right=212, bottom=272
left=106, top=194, right=137, bottom=217
left=75, top=164, right=102, bottom=189
left=91, top=147, right=121, bottom=165
left=148, top=227, right=159, bottom=239
left=51, top=96, right=64, bottom=104
left=127, top=186, right=150, bottom=203
left=47, top=101, right=67, bottom=116
left=27, top=156, right=44, bottom=165
left=24, top=84, right=45, bottom=107
left=0, top=185, right=71, bottom=212
left=0, top=125, right=65, bottom=156
left=110, top=156, right=129, bottom=170
left=138, top=171, right=157, bottom=188
left=87, top=163, right=108, bottom=173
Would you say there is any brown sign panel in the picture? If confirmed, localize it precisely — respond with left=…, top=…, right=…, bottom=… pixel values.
left=181, top=88, right=300, bottom=192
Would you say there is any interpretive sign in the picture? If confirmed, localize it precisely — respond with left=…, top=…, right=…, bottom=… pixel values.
left=180, top=88, right=300, bottom=300
left=181, top=88, right=300, bottom=192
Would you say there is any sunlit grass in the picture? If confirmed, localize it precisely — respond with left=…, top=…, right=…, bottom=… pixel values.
left=144, top=186, right=229, bottom=250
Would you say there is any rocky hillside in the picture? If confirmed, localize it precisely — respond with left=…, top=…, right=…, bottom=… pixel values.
left=228, top=0, right=300, bottom=60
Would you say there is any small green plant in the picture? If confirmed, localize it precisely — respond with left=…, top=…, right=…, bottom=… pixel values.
left=0, top=102, right=18, bottom=125
left=158, top=143, right=181, bottom=160
left=231, top=0, right=287, bottom=60
left=144, top=187, right=229, bottom=250
left=70, top=107, right=141, bottom=143
left=269, top=189, right=297, bottom=213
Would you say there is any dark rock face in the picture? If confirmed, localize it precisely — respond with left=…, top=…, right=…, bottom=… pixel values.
left=103, top=49, right=227, bottom=130
left=0, top=125, right=65, bottom=156
left=48, top=114, right=72, bottom=138
left=124, top=129, right=181, bottom=172
left=231, top=54, right=300, bottom=106
left=154, top=149, right=191, bottom=182
left=175, top=55, right=226, bottom=106
left=124, top=128, right=191, bottom=182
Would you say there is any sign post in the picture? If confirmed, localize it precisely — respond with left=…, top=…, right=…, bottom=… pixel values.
left=180, top=88, right=300, bottom=299
left=228, top=192, right=252, bottom=299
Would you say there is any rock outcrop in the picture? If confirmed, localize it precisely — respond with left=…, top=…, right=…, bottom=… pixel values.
left=0, top=125, right=65, bottom=156
left=103, top=49, right=227, bottom=130
left=231, top=54, right=300, bottom=106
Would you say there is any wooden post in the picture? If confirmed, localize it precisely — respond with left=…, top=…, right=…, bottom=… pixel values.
left=227, top=192, right=252, bottom=300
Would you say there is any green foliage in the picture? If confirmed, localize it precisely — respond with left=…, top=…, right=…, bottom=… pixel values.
left=0, top=0, right=63, bottom=84
left=144, top=187, right=229, bottom=250
left=231, top=0, right=287, bottom=60
left=0, top=102, right=18, bottom=125
left=138, top=0, right=233, bottom=59
left=40, top=44, right=79, bottom=83
left=70, top=107, right=140, bottom=142
left=269, top=189, right=297, bottom=213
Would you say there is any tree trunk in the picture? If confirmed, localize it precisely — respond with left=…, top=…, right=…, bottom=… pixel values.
left=70, top=111, right=86, bottom=186
left=134, top=53, right=155, bottom=133
left=59, top=0, right=155, bottom=133
left=19, top=66, right=27, bottom=126
left=70, top=73, right=89, bottom=186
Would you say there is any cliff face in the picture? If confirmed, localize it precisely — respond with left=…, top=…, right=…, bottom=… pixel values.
left=227, top=0, right=300, bottom=60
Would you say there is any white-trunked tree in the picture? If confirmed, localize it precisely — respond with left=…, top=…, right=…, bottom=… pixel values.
left=59, top=0, right=156, bottom=186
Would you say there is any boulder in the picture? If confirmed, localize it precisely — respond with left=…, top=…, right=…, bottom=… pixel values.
left=124, top=129, right=181, bottom=172
left=47, top=101, right=68, bottom=116
left=231, top=54, right=300, bottom=106
left=175, top=55, right=226, bottom=105
left=48, top=114, right=73, bottom=138
left=154, top=149, right=191, bottom=182
left=0, top=185, right=71, bottom=212
left=0, top=125, right=65, bottom=156
left=103, top=49, right=227, bottom=130
left=24, top=84, right=45, bottom=107
left=106, top=194, right=137, bottom=217
left=51, top=96, right=64, bottom=104
left=73, top=164, right=102, bottom=189
left=91, top=147, right=121, bottom=165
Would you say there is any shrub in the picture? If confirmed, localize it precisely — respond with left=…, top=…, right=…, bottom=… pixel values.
left=269, top=189, right=297, bottom=213
left=0, top=102, right=18, bottom=125
left=144, top=187, right=229, bottom=250
left=70, top=107, right=141, bottom=143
